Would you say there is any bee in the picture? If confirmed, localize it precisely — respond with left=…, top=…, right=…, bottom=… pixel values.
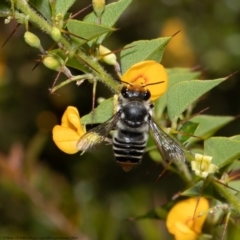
left=77, top=82, right=185, bottom=172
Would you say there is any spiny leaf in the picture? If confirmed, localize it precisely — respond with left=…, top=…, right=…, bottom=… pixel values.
left=228, top=180, right=240, bottom=193
left=84, top=0, right=132, bottom=43
left=178, top=121, right=199, bottom=143
left=154, top=68, right=201, bottom=119
left=47, top=49, right=89, bottom=73
left=167, top=77, right=227, bottom=122
left=67, top=20, right=114, bottom=45
left=187, top=115, right=234, bottom=145
left=167, top=68, right=201, bottom=81
left=182, top=180, right=223, bottom=200
left=230, top=135, right=240, bottom=141
left=29, top=0, right=52, bottom=21
left=55, top=0, right=75, bottom=18
left=65, top=56, right=90, bottom=73
left=204, top=137, right=240, bottom=169
left=81, top=98, right=114, bottom=125
left=120, top=38, right=171, bottom=73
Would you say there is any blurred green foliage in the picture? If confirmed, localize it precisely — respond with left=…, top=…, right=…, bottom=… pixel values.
left=0, top=0, right=240, bottom=239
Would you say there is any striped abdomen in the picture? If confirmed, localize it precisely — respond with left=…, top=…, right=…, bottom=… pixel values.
left=113, top=130, right=148, bottom=172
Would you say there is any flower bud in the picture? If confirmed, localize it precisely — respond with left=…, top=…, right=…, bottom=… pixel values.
left=43, top=56, right=61, bottom=71
left=99, top=45, right=117, bottom=66
left=51, top=27, right=61, bottom=42
left=24, top=31, right=41, bottom=49
left=55, top=13, right=63, bottom=29
left=92, top=0, right=105, bottom=17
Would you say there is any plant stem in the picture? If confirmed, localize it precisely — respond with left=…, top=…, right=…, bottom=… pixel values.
left=212, top=179, right=240, bottom=215
left=51, top=74, right=94, bottom=93
left=13, top=0, right=119, bottom=92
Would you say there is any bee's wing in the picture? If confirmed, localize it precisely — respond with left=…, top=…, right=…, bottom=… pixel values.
left=77, top=112, right=120, bottom=152
left=148, top=118, right=185, bottom=162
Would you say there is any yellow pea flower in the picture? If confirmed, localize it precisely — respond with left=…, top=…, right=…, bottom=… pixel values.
left=160, top=18, right=196, bottom=67
left=166, top=198, right=209, bottom=240
left=52, top=106, right=85, bottom=154
left=121, top=60, right=168, bottom=101
left=122, top=60, right=168, bottom=101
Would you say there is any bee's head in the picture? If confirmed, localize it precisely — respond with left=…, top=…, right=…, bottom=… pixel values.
left=120, top=79, right=165, bottom=101
left=121, top=84, right=151, bottom=101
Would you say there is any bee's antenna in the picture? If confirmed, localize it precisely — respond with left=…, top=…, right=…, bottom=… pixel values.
left=119, top=80, right=133, bottom=86
left=143, top=81, right=165, bottom=87
left=119, top=80, right=164, bottom=87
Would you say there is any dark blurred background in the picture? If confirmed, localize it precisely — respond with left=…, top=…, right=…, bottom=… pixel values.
left=0, top=0, right=240, bottom=239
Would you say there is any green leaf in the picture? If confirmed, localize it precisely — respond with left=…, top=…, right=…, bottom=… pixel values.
left=182, top=180, right=225, bottom=201
left=181, top=180, right=205, bottom=197
left=84, top=0, right=132, bottom=43
left=67, top=20, right=114, bottom=45
left=65, top=56, right=90, bottom=73
left=167, top=77, right=227, bottom=122
left=178, top=121, right=199, bottom=143
left=120, top=38, right=171, bottom=73
left=55, top=0, right=75, bottom=18
left=167, top=68, right=201, bottom=80
left=230, top=135, right=240, bottom=141
left=29, top=0, right=52, bottom=21
left=211, top=179, right=240, bottom=212
left=228, top=180, right=240, bottom=193
left=187, top=115, right=234, bottom=145
left=204, top=137, right=240, bottom=169
left=154, top=68, right=201, bottom=119
left=47, top=49, right=89, bottom=73
left=81, top=98, right=114, bottom=125
left=183, top=178, right=239, bottom=207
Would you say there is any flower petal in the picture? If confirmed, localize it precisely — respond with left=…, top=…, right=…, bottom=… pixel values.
left=208, top=164, right=219, bottom=173
left=166, top=198, right=209, bottom=238
left=61, top=106, right=85, bottom=135
left=52, top=125, right=80, bottom=154
left=121, top=60, right=168, bottom=100
left=173, top=222, right=198, bottom=240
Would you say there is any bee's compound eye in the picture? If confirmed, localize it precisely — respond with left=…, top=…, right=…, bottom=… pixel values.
left=143, top=90, right=151, bottom=100
left=121, top=86, right=129, bottom=98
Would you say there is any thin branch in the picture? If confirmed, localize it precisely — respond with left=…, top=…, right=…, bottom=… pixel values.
left=50, top=74, right=94, bottom=93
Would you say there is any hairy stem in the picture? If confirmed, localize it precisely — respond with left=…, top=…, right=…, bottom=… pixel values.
left=212, top=179, right=240, bottom=215
left=13, top=0, right=119, bottom=92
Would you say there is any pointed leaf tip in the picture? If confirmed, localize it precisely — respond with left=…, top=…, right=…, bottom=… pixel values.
left=167, top=77, right=226, bottom=122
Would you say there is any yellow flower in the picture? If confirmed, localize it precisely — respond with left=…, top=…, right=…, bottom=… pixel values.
left=191, top=153, right=218, bottom=178
left=121, top=60, right=168, bottom=101
left=166, top=198, right=209, bottom=240
left=160, top=18, right=196, bottom=67
left=52, top=106, right=85, bottom=154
